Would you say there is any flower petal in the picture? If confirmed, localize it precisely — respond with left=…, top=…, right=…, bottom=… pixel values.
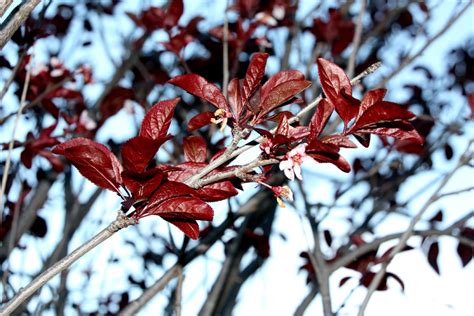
left=279, top=159, right=293, bottom=170
left=294, top=164, right=302, bottom=180
left=284, top=168, right=294, bottom=180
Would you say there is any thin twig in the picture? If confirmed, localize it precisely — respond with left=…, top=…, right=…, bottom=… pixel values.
left=228, top=61, right=383, bottom=161
left=184, top=128, right=249, bottom=187
left=294, top=284, right=319, bottom=316
left=2, top=181, right=24, bottom=300
left=346, top=0, right=366, bottom=79
left=222, top=4, right=229, bottom=99
left=119, top=264, right=180, bottom=316
left=433, top=186, right=474, bottom=201
left=357, top=142, right=472, bottom=316
left=0, top=75, right=73, bottom=126
left=0, top=54, right=32, bottom=222
left=0, top=51, right=27, bottom=102
left=331, top=212, right=474, bottom=273
left=298, top=181, right=333, bottom=316
left=196, top=158, right=278, bottom=188
left=0, top=213, right=135, bottom=315
left=174, top=267, right=183, bottom=316
left=377, top=2, right=470, bottom=88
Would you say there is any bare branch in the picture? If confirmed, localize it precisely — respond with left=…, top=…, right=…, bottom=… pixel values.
left=0, top=54, right=32, bottom=221
left=378, top=2, right=470, bottom=88
left=174, top=267, right=183, bottom=316
left=331, top=213, right=474, bottom=273
left=0, top=51, right=26, bottom=102
left=346, top=0, right=366, bottom=78
left=196, top=158, right=278, bottom=188
left=298, top=181, right=333, bottom=316
left=229, top=61, right=382, bottom=162
left=0, top=212, right=135, bottom=315
left=357, top=142, right=472, bottom=316
left=119, top=264, right=180, bottom=316
left=222, top=4, right=229, bottom=99
left=0, top=0, right=41, bottom=48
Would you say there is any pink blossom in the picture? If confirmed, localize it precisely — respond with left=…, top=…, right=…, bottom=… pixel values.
left=272, top=185, right=294, bottom=208
left=259, top=137, right=273, bottom=155
left=279, top=143, right=313, bottom=180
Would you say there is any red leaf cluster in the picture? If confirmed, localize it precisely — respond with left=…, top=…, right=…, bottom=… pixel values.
left=169, top=52, right=311, bottom=130
left=20, top=123, right=63, bottom=172
left=309, top=9, right=355, bottom=55
left=52, top=98, right=226, bottom=239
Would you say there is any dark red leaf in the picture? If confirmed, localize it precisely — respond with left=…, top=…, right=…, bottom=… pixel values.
left=227, top=78, right=244, bottom=121
left=427, top=242, right=440, bottom=274
left=121, top=136, right=169, bottom=173
left=313, top=153, right=351, bottom=173
left=145, top=181, right=196, bottom=212
left=162, top=217, right=200, bottom=239
left=268, top=111, right=293, bottom=122
left=261, top=70, right=305, bottom=97
left=307, top=140, right=351, bottom=172
left=140, top=98, right=179, bottom=140
left=468, top=93, right=474, bottom=119
left=166, top=162, right=206, bottom=182
left=360, top=272, right=388, bottom=290
left=99, top=87, right=134, bottom=122
left=357, top=89, right=387, bottom=116
left=188, top=111, right=214, bottom=131
left=444, top=143, right=454, bottom=160
left=37, top=150, right=64, bottom=172
left=317, top=58, right=357, bottom=126
left=350, top=101, right=416, bottom=131
left=321, top=135, right=357, bottom=148
left=309, top=99, right=334, bottom=142
left=258, top=79, right=311, bottom=117
left=276, top=114, right=290, bottom=136
left=324, top=230, right=333, bottom=247
left=386, top=272, right=405, bottom=291
left=456, top=242, right=472, bottom=267
left=195, top=181, right=238, bottom=202
left=169, top=74, right=228, bottom=111
left=339, top=276, right=351, bottom=287
left=164, top=0, right=183, bottom=28
left=147, top=196, right=213, bottom=222
left=353, top=133, right=371, bottom=147
left=122, top=170, right=164, bottom=200
left=429, top=210, right=443, bottom=223
left=393, top=138, right=424, bottom=155
left=356, top=124, right=424, bottom=144
left=243, top=52, right=268, bottom=100
left=351, top=235, right=365, bottom=246
left=53, top=138, right=122, bottom=192
left=183, top=135, right=207, bottom=163
left=317, top=58, right=352, bottom=98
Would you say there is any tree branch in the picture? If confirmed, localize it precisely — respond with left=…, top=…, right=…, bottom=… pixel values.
left=357, top=142, right=472, bottom=316
left=377, top=2, right=470, bottom=88
left=119, top=264, right=180, bottom=316
left=0, top=0, right=41, bottom=48
left=298, top=181, right=333, bottom=316
left=0, top=56, right=32, bottom=221
left=346, top=0, right=366, bottom=78
left=0, top=212, right=135, bottom=315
